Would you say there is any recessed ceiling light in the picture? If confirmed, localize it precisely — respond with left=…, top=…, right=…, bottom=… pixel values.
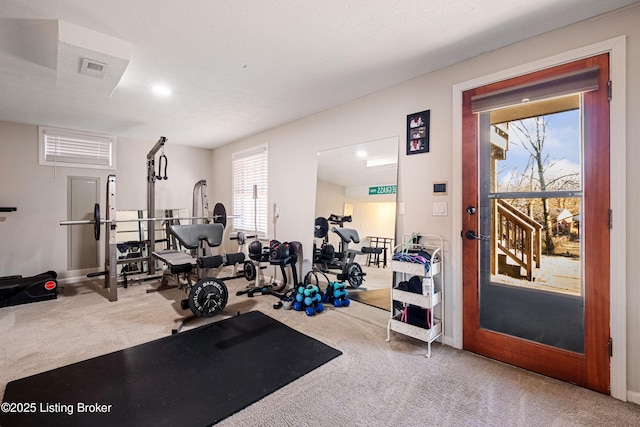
left=356, top=150, right=367, bottom=158
left=152, top=85, right=172, bottom=96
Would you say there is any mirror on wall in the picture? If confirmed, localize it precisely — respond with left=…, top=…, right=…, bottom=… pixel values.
left=314, top=136, right=398, bottom=295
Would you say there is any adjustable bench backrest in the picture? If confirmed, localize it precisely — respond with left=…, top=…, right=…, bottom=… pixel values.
left=168, top=223, right=224, bottom=250
left=332, top=227, right=360, bottom=244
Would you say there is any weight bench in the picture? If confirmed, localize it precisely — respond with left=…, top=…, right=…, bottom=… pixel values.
left=152, top=223, right=246, bottom=291
left=313, top=227, right=373, bottom=288
left=152, top=223, right=242, bottom=332
left=0, top=271, right=58, bottom=308
left=331, top=227, right=382, bottom=261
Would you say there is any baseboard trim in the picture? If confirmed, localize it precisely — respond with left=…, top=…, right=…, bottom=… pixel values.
left=58, top=275, right=95, bottom=285
left=443, top=335, right=457, bottom=348
left=627, top=390, right=640, bottom=405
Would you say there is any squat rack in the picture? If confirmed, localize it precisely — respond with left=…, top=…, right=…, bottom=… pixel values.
left=60, top=137, right=235, bottom=301
left=105, top=174, right=118, bottom=302
left=147, top=136, right=166, bottom=275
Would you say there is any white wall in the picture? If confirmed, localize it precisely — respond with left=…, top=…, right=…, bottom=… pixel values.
left=315, top=179, right=346, bottom=221
left=209, top=5, right=640, bottom=398
left=347, top=201, right=396, bottom=248
left=0, top=121, right=214, bottom=279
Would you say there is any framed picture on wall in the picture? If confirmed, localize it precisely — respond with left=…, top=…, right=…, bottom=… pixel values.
left=406, top=110, right=430, bottom=155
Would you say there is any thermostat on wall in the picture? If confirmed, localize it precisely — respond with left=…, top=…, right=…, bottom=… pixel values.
left=433, top=181, right=448, bottom=195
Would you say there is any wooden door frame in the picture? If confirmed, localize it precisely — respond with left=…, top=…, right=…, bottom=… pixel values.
left=464, top=54, right=610, bottom=392
left=450, top=37, right=627, bottom=400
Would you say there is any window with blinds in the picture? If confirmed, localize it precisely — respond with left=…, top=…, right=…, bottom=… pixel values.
left=39, top=126, right=116, bottom=169
left=232, top=145, right=268, bottom=237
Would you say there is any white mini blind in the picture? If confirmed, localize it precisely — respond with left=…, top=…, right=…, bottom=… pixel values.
left=39, top=126, right=116, bottom=169
left=232, top=145, right=268, bottom=236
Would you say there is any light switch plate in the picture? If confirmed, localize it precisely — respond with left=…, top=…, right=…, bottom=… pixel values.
left=433, top=201, right=448, bottom=216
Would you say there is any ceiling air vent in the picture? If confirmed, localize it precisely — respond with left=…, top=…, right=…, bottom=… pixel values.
left=79, top=58, right=108, bottom=78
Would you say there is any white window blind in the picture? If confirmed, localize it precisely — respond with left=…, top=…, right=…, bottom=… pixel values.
left=39, top=126, right=116, bottom=169
left=232, top=146, right=268, bottom=236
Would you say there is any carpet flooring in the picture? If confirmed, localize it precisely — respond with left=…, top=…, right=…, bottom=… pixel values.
left=2, top=277, right=640, bottom=426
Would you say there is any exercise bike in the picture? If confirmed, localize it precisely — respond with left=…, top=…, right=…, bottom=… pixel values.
left=313, top=214, right=380, bottom=288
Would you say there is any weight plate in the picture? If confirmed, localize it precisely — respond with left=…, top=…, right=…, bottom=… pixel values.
left=93, top=203, right=101, bottom=241
left=345, top=262, right=364, bottom=288
left=188, top=278, right=228, bottom=317
left=244, top=260, right=257, bottom=282
left=236, top=231, right=246, bottom=245
left=213, top=203, right=227, bottom=228
left=314, top=217, right=329, bottom=239
left=248, top=240, right=263, bottom=260
left=321, top=243, right=335, bottom=260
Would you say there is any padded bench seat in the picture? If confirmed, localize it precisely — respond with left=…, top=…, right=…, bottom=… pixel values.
left=152, top=249, right=197, bottom=273
left=151, top=222, right=245, bottom=279
left=151, top=223, right=224, bottom=279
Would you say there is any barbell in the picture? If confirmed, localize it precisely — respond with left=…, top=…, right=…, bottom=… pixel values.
left=60, top=202, right=237, bottom=241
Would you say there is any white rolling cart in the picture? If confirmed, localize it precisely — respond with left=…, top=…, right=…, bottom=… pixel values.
left=386, top=233, right=443, bottom=357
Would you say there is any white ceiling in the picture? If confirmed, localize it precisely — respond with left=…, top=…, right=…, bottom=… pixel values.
left=0, top=0, right=636, bottom=149
left=317, top=136, right=398, bottom=188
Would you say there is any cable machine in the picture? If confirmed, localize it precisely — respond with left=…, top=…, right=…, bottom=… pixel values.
left=146, top=136, right=167, bottom=275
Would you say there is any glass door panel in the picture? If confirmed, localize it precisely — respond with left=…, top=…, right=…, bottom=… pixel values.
left=478, top=102, right=585, bottom=353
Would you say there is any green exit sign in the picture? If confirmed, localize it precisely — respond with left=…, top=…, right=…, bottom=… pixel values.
left=369, top=185, right=397, bottom=195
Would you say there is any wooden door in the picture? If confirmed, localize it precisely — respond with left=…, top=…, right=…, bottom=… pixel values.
left=462, top=54, right=610, bottom=393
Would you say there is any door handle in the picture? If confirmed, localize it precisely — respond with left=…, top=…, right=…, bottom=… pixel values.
left=465, top=230, right=490, bottom=240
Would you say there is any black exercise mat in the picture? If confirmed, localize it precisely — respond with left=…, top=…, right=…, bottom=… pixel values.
left=1, top=310, right=341, bottom=427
